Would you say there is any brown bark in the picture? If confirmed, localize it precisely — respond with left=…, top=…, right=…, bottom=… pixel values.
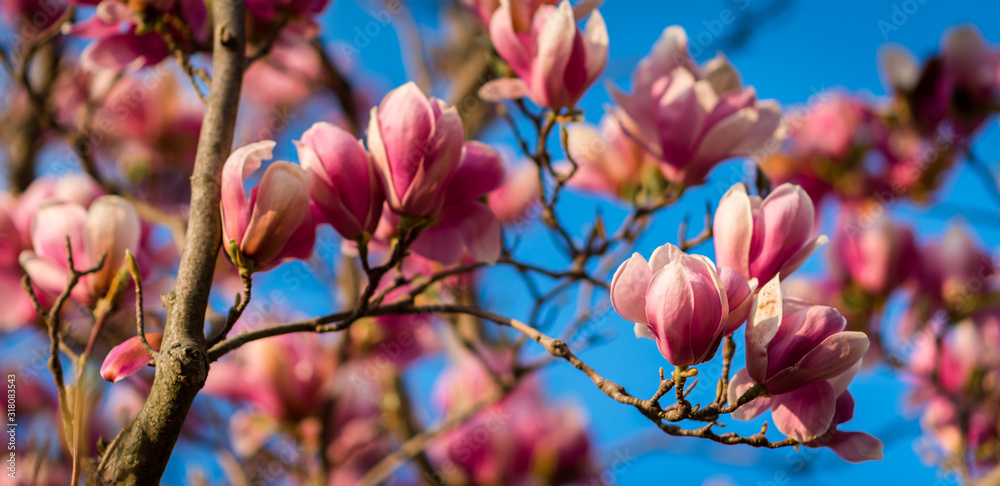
left=93, top=0, right=246, bottom=483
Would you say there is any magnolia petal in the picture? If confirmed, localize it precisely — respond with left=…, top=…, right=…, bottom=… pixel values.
left=824, top=431, right=884, bottom=463
left=713, top=183, right=753, bottom=280
left=766, top=331, right=870, bottom=395
left=101, top=333, right=163, bottom=383
left=410, top=201, right=501, bottom=265
left=221, top=141, right=276, bottom=246
left=610, top=253, right=652, bottom=325
left=647, top=243, right=684, bottom=273
left=746, top=275, right=782, bottom=383
left=634, top=322, right=655, bottom=340
left=771, top=380, right=836, bottom=442
left=82, top=31, right=170, bottom=72
left=777, top=234, right=829, bottom=281
left=241, top=162, right=313, bottom=269
left=445, top=142, right=506, bottom=206
left=478, top=78, right=530, bottom=102
left=720, top=267, right=753, bottom=335
left=728, top=368, right=771, bottom=421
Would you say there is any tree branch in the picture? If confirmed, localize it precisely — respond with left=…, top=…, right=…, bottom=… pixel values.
left=95, top=0, right=247, bottom=482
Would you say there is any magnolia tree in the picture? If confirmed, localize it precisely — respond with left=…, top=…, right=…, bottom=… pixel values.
left=0, top=0, right=998, bottom=484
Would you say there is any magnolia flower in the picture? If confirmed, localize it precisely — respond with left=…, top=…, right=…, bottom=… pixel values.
left=245, top=0, right=330, bottom=22
left=368, top=82, right=467, bottom=217
left=881, top=25, right=1000, bottom=135
left=610, top=243, right=752, bottom=367
left=204, top=333, right=336, bottom=423
left=369, top=83, right=506, bottom=264
left=297, top=122, right=384, bottom=241
left=727, top=276, right=870, bottom=443
left=801, top=391, right=884, bottom=462
left=740, top=276, right=869, bottom=395
left=221, top=141, right=316, bottom=272
left=713, top=183, right=827, bottom=285
left=611, top=26, right=782, bottom=186
left=430, top=351, right=595, bottom=484
left=483, top=0, right=608, bottom=109
left=831, top=207, right=918, bottom=295
left=19, top=196, right=141, bottom=306
left=12, top=173, right=104, bottom=249
left=487, top=161, right=539, bottom=224
left=67, top=0, right=208, bottom=72
left=789, top=93, right=873, bottom=160
left=564, top=113, right=653, bottom=198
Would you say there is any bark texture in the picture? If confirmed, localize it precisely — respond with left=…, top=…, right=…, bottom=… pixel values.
left=94, top=1, right=246, bottom=483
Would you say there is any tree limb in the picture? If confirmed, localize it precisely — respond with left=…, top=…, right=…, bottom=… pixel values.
left=94, top=0, right=247, bottom=482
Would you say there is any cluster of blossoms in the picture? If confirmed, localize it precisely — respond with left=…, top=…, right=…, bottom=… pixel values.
left=6, top=0, right=999, bottom=482
left=610, top=183, right=881, bottom=461
left=218, top=81, right=506, bottom=273
left=761, top=26, right=1000, bottom=206
left=740, top=25, right=1000, bottom=476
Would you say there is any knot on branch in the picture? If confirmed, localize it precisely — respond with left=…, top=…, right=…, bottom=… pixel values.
left=549, top=339, right=571, bottom=357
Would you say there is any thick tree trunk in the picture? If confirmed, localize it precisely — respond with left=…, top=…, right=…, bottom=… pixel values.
left=94, top=1, right=246, bottom=483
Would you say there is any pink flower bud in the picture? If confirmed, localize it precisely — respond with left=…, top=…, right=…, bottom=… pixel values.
left=485, top=0, right=608, bottom=109
left=297, top=122, right=384, bottom=240
left=221, top=141, right=316, bottom=272
left=611, top=243, right=733, bottom=367
left=100, top=332, right=163, bottom=383
left=84, top=195, right=141, bottom=297
left=714, top=183, right=827, bottom=285
left=368, top=82, right=466, bottom=217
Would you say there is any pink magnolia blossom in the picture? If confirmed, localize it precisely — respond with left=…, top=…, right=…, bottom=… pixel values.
left=221, top=141, right=317, bottom=272
left=727, top=279, right=877, bottom=454
left=882, top=25, right=1000, bottom=135
left=12, top=173, right=104, bottom=249
left=488, top=160, right=539, bottom=224
left=68, top=0, right=208, bottom=72
left=713, top=183, right=827, bottom=285
left=430, top=351, right=595, bottom=484
left=564, top=112, right=653, bottom=198
left=367, top=82, right=466, bottom=217
left=831, top=207, right=918, bottom=295
left=610, top=243, right=751, bottom=367
left=787, top=93, right=873, bottom=160
left=735, top=275, right=869, bottom=396
left=297, top=121, right=384, bottom=241
left=242, top=32, right=324, bottom=107
left=369, top=83, right=506, bottom=264
left=245, top=0, right=329, bottom=23
left=483, top=0, right=608, bottom=109
left=611, top=26, right=782, bottom=186
left=19, top=195, right=141, bottom=306
left=204, top=333, right=336, bottom=423
left=100, top=332, right=163, bottom=382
